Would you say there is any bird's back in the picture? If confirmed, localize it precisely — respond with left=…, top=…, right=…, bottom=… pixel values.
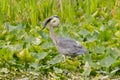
left=55, top=37, right=87, bottom=57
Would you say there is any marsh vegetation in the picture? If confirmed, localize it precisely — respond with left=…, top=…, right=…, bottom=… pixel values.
left=0, top=0, right=120, bottom=79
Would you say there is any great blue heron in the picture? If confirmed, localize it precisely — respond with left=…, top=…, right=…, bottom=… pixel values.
left=42, top=15, right=87, bottom=58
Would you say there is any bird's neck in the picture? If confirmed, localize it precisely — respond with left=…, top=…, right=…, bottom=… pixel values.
left=50, top=25, right=57, bottom=44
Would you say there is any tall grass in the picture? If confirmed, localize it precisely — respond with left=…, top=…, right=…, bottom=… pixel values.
left=0, top=0, right=119, bottom=26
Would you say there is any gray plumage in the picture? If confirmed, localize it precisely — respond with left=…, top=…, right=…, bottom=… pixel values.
left=55, top=37, right=87, bottom=57
left=42, top=15, right=87, bottom=57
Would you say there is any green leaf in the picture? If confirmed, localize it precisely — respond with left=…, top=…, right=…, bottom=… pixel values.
left=115, top=31, right=120, bottom=38
left=109, top=68, right=120, bottom=78
left=100, top=55, right=116, bottom=68
left=94, top=46, right=105, bottom=54
left=48, top=54, right=63, bottom=65
left=32, top=37, right=41, bottom=45
left=18, top=48, right=35, bottom=62
left=0, top=68, right=9, bottom=74
left=85, top=54, right=98, bottom=68
left=106, top=48, right=118, bottom=59
left=83, top=61, right=91, bottom=77
left=54, top=67, right=63, bottom=74
left=37, top=52, right=48, bottom=60
left=79, top=29, right=90, bottom=37
left=0, top=48, right=13, bottom=61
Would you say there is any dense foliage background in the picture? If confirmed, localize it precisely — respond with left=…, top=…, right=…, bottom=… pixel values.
left=0, top=0, right=120, bottom=79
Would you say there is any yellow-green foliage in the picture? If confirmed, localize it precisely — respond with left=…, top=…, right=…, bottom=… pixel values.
left=0, top=0, right=120, bottom=79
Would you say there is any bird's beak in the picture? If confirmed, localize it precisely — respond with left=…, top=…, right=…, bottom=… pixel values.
left=42, top=17, right=52, bottom=30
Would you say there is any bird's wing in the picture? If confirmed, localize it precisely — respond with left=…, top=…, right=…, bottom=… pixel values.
left=57, top=37, right=80, bottom=48
left=57, top=37, right=85, bottom=56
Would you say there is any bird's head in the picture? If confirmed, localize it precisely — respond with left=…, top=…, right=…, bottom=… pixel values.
left=42, top=15, right=60, bottom=30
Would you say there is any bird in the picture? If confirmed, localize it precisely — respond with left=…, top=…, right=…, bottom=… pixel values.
left=42, top=15, right=87, bottom=58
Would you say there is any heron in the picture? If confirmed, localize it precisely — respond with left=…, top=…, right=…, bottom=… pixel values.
left=42, top=15, right=87, bottom=58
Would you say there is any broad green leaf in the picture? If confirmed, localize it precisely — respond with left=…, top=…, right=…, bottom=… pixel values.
left=48, top=54, right=63, bottom=65
left=32, top=37, right=41, bottom=45
left=37, top=52, right=48, bottom=60
left=106, top=48, right=118, bottom=59
left=18, top=48, right=35, bottom=62
left=94, top=46, right=105, bottom=54
left=100, top=55, right=116, bottom=68
left=115, top=31, right=120, bottom=38
left=79, top=29, right=90, bottom=37
left=0, top=48, right=13, bottom=61
left=54, top=67, right=63, bottom=74
left=85, top=54, right=98, bottom=68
